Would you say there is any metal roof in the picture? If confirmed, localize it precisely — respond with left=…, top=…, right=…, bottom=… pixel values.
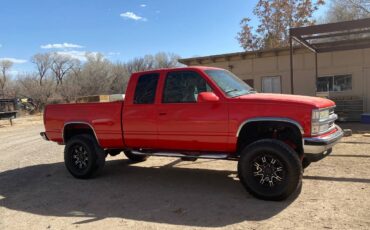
left=289, top=18, right=370, bottom=94
left=290, top=18, right=370, bottom=53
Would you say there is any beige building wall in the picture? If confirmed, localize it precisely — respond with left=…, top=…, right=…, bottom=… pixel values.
left=181, top=48, right=370, bottom=113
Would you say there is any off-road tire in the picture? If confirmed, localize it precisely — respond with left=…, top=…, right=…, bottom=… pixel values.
left=64, top=134, right=106, bottom=179
left=238, top=139, right=302, bottom=201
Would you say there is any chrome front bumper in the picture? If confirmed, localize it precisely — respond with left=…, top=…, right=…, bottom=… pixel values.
left=303, top=125, right=343, bottom=155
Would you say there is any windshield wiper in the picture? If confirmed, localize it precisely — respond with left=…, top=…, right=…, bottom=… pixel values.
left=225, top=89, right=239, bottom=94
left=229, top=89, right=256, bottom=98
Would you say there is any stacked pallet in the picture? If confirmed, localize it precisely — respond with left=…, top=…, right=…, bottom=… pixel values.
left=330, top=96, right=363, bottom=122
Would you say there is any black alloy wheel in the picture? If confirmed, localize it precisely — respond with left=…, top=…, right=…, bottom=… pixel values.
left=64, top=134, right=105, bottom=179
left=238, top=139, right=302, bottom=201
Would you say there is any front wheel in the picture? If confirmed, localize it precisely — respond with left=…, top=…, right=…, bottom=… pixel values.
left=238, top=139, right=302, bottom=201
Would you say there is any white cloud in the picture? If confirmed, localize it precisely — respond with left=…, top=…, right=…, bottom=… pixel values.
left=41, top=42, right=84, bottom=49
left=0, top=57, right=27, bottom=64
left=120, top=11, right=147, bottom=21
left=56, top=50, right=99, bottom=61
left=140, top=4, right=147, bottom=7
left=108, top=51, right=121, bottom=56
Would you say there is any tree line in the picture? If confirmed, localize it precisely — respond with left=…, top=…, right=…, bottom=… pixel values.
left=0, top=52, right=181, bottom=111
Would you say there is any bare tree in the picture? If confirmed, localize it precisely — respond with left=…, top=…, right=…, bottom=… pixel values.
left=50, top=53, right=79, bottom=85
left=0, top=60, right=14, bottom=98
left=237, top=0, right=325, bottom=50
left=125, top=56, right=154, bottom=74
left=153, top=52, right=181, bottom=68
left=325, top=0, right=370, bottom=23
left=16, top=73, right=54, bottom=111
left=4, top=79, right=20, bottom=98
left=125, top=52, right=181, bottom=74
left=31, top=53, right=52, bottom=86
left=59, top=71, right=81, bottom=103
left=72, top=53, right=111, bottom=96
left=108, top=62, right=130, bottom=93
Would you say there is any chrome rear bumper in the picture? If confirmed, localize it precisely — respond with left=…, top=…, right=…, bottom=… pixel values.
left=40, top=132, right=49, bottom=141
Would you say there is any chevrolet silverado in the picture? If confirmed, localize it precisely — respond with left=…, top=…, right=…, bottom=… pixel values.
left=41, top=66, right=343, bottom=200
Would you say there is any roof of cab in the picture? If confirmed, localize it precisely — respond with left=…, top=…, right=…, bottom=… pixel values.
left=132, top=66, right=224, bottom=75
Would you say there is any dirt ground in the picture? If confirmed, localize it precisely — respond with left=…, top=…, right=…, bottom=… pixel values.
left=0, top=116, right=369, bottom=230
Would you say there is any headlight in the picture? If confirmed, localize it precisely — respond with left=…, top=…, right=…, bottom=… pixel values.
left=311, top=108, right=336, bottom=135
left=312, top=109, right=330, bottom=122
left=311, top=123, right=330, bottom=135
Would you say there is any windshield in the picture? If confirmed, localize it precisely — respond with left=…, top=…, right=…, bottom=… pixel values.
left=205, top=69, right=254, bottom=97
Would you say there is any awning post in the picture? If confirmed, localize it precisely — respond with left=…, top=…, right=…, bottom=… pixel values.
left=289, top=34, right=294, bottom=94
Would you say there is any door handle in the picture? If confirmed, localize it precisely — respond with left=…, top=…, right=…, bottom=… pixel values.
left=159, top=112, right=167, bottom=116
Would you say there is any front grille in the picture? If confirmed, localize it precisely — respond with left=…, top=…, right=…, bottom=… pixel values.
left=325, top=107, right=337, bottom=133
left=328, top=121, right=335, bottom=130
left=329, top=108, right=335, bottom=115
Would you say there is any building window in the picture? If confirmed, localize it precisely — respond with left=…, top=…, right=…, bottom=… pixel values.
left=262, top=76, right=281, bottom=93
left=317, top=74, right=352, bottom=92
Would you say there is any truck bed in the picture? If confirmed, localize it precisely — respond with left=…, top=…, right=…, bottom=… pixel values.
left=44, top=101, right=124, bottom=148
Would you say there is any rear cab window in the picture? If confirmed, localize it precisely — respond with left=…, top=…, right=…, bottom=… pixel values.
left=134, top=73, right=159, bottom=104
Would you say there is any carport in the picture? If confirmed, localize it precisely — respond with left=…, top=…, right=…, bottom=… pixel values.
left=289, top=18, right=370, bottom=121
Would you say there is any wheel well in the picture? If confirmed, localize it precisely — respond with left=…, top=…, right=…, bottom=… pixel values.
left=237, top=121, right=303, bottom=156
left=63, top=123, right=97, bottom=144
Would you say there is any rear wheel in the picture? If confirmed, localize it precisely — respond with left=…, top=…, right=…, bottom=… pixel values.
left=64, top=134, right=105, bottom=179
left=238, top=139, right=302, bottom=201
left=124, top=150, right=149, bottom=162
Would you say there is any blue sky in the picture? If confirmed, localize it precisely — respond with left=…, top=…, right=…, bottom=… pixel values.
left=0, top=0, right=327, bottom=73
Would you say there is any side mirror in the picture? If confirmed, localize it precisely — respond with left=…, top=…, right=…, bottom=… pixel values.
left=197, top=92, right=220, bottom=103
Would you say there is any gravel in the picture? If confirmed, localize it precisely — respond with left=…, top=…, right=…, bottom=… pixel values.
left=0, top=116, right=369, bottom=230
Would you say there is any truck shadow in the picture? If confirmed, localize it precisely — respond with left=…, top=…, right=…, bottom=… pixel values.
left=303, top=175, right=370, bottom=184
left=0, top=159, right=299, bottom=227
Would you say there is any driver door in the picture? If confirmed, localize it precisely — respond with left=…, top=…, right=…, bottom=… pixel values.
left=156, top=70, right=229, bottom=152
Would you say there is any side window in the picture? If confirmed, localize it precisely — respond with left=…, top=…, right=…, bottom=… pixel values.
left=163, top=71, right=212, bottom=103
left=134, top=73, right=159, bottom=104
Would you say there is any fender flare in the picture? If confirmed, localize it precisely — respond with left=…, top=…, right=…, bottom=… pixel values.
left=236, top=117, right=305, bottom=137
left=62, top=121, right=100, bottom=145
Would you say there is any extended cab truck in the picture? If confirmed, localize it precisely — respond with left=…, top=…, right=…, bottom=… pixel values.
left=41, top=67, right=343, bottom=201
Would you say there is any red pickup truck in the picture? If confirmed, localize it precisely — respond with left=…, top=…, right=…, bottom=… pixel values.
left=41, top=66, right=343, bottom=200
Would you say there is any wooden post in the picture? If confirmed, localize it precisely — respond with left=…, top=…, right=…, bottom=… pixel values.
left=315, top=52, right=318, bottom=95
left=289, top=35, right=294, bottom=94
